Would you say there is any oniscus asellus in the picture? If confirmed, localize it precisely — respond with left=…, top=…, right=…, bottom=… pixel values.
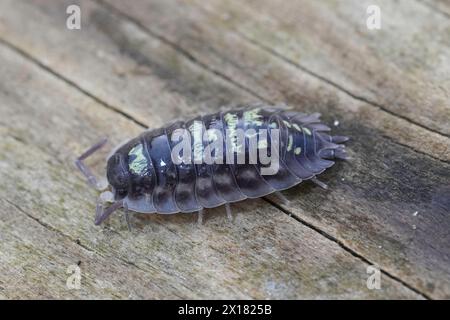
left=75, top=104, right=349, bottom=226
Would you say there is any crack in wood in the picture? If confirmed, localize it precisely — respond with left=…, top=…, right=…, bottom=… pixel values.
left=234, top=31, right=450, bottom=140
left=417, top=0, right=450, bottom=19
left=4, top=198, right=95, bottom=254
left=0, top=39, right=148, bottom=129
left=264, top=197, right=432, bottom=300
left=96, top=0, right=450, bottom=162
left=2, top=198, right=169, bottom=285
left=380, top=133, right=450, bottom=165
left=0, top=5, right=443, bottom=298
left=97, top=0, right=270, bottom=104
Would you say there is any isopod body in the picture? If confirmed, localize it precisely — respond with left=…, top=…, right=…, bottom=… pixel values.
left=77, top=104, right=349, bottom=225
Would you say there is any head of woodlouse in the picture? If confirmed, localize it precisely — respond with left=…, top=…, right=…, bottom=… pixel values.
left=106, top=153, right=130, bottom=199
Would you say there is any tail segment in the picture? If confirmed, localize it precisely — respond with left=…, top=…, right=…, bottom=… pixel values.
left=286, top=111, right=350, bottom=162
left=316, top=133, right=349, bottom=160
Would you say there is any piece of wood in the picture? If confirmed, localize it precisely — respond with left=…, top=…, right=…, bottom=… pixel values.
left=99, top=0, right=449, bottom=298
left=195, top=0, right=450, bottom=137
left=421, top=0, right=450, bottom=17
left=101, top=0, right=450, bottom=162
left=0, top=0, right=447, bottom=299
left=0, top=44, right=419, bottom=299
left=0, top=198, right=175, bottom=299
left=97, top=0, right=449, bottom=299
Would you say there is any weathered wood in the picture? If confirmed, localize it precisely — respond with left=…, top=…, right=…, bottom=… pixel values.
left=101, top=0, right=450, bottom=162
left=0, top=198, right=175, bottom=299
left=0, top=0, right=448, bottom=299
left=98, top=0, right=449, bottom=298
left=0, top=43, right=419, bottom=299
left=99, top=0, right=450, bottom=299
left=195, top=0, right=450, bottom=137
left=421, top=0, right=450, bottom=17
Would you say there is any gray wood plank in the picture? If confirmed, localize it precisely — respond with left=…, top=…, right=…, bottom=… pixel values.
left=0, top=11, right=420, bottom=299
left=98, top=0, right=449, bottom=299
left=0, top=0, right=447, bottom=298
left=191, top=0, right=450, bottom=136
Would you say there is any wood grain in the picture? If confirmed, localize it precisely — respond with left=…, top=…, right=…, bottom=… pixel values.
left=101, top=0, right=450, bottom=161
left=0, top=43, right=420, bottom=299
left=0, top=0, right=448, bottom=299
left=100, top=0, right=449, bottom=299
left=194, top=0, right=450, bottom=136
left=421, top=0, right=450, bottom=18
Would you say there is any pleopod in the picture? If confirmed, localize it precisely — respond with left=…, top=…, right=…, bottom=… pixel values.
left=75, top=104, right=349, bottom=226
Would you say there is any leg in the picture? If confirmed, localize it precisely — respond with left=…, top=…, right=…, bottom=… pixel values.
left=225, top=203, right=233, bottom=222
left=95, top=200, right=124, bottom=225
left=311, top=177, right=328, bottom=190
left=75, top=138, right=108, bottom=190
left=95, top=198, right=104, bottom=224
left=95, top=191, right=114, bottom=223
left=272, top=191, right=291, bottom=206
left=123, top=202, right=132, bottom=231
left=197, top=209, right=204, bottom=226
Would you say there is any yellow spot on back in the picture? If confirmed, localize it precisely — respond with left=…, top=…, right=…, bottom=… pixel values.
left=294, top=147, right=301, bottom=155
left=302, top=127, right=312, bottom=135
left=189, top=120, right=204, bottom=162
left=224, top=113, right=238, bottom=133
left=224, top=113, right=241, bottom=152
left=128, top=143, right=148, bottom=175
left=287, top=134, right=293, bottom=151
left=293, top=123, right=302, bottom=131
left=243, top=108, right=263, bottom=126
left=283, top=120, right=292, bottom=128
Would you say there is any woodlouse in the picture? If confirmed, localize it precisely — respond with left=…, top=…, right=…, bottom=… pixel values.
left=75, top=104, right=349, bottom=226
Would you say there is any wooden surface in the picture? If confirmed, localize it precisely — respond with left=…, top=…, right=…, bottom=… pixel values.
left=0, top=0, right=448, bottom=299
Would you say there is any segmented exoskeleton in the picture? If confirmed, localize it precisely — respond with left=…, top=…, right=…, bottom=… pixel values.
left=75, top=104, right=349, bottom=226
